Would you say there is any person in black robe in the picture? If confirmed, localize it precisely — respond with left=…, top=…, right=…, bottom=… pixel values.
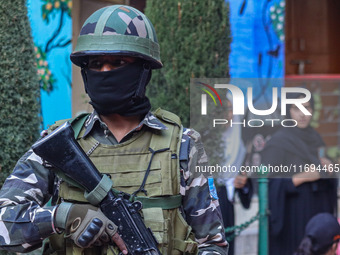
left=261, top=93, right=338, bottom=255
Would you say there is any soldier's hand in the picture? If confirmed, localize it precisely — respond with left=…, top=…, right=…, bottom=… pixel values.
left=55, top=203, right=128, bottom=254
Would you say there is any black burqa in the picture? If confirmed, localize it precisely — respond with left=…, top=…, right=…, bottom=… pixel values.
left=261, top=95, right=337, bottom=255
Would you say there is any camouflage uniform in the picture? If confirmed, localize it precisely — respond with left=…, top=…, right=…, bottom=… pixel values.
left=0, top=111, right=228, bottom=254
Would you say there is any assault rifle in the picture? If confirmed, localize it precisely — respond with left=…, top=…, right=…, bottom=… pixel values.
left=32, top=122, right=161, bottom=255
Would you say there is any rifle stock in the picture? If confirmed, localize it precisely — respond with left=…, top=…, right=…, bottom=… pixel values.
left=32, top=122, right=161, bottom=255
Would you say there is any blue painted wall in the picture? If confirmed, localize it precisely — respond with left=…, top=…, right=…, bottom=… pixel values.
left=27, top=0, right=72, bottom=129
left=225, top=0, right=287, bottom=169
left=227, top=0, right=285, bottom=79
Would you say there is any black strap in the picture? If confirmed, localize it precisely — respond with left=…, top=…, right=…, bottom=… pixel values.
left=134, top=63, right=151, bottom=99
left=132, top=147, right=169, bottom=198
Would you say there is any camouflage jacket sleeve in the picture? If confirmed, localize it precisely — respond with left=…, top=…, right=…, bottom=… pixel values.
left=0, top=149, right=57, bottom=253
left=180, top=129, right=228, bottom=255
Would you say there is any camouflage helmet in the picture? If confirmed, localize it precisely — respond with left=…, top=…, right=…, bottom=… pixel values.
left=70, top=5, right=162, bottom=69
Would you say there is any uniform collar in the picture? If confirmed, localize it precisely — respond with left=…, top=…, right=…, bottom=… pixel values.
left=82, top=110, right=168, bottom=138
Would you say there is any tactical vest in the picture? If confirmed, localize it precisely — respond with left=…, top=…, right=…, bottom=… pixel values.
left=44, top=109, right=198, bottom=255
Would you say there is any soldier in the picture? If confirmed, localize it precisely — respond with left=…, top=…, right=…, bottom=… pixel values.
left=0, top=5, right=228, bottom=255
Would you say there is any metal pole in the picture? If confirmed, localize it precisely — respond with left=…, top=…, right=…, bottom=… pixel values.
left=258, top=166, right=268, bottom=255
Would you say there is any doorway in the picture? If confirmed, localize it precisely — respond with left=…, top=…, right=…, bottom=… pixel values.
left=285, top=0, right=340, bottom=75
left=285, top=0, right=340, bottom=147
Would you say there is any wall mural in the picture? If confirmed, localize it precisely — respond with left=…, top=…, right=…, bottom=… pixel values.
left=227, top=0, right=285, bottom=79
left=28, top=0, right=72, bottom=129
left=226, top=0, right=286, bottom=169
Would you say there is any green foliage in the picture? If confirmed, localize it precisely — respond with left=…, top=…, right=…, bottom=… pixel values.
left=41, top=0, right=72, bottom=23
left=145, top=0, right=230, bottom=126
left=0, top=0, right=41, bottom=186
left=270, top=0, right=285, bottom=42
left=310, top=92, right=322, bottom=128
left=35, top=45, right=56, bottom=93
left=327, top=146, right=340, bottom=164
left=145, top=0, right=231, bottom=164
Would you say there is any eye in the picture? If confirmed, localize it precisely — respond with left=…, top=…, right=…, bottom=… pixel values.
left=111, top=59, right=128, bottom=67
left=88, top=59, right=104, bottom=70
left=88, top=57, right=136, bottom=71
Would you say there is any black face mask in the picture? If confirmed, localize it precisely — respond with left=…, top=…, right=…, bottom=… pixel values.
left=81, top=62, right=152, bottom=116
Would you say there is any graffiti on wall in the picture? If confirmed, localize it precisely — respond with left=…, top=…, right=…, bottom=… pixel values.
left=227, top=0, right=285, bottom=79
left=28, top=0, right=72, bottom=128
left=226, top=0, right=286, bottom=169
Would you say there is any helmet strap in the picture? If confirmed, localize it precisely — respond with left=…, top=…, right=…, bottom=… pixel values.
left=134, top=63, right=151, bottom=99
left=81, top=68, right=88, bottom=93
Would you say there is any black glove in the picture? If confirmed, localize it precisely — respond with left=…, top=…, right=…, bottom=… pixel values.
left=54, top=202, right=117, bottom=248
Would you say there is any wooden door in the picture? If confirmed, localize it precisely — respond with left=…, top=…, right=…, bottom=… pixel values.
left=285, top=0, right=340, bottom=75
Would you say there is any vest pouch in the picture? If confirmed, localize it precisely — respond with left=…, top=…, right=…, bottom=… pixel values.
left=142, top=207, right=198, bottom=255
left=59, top=182, right=88, bottom=203
left=43, top=234, right=85, bottom=255
left=142, top=207, right=168, bottom=245
left=66, top=242, right=103, bottom=255
left=172, top=209, right=198, bottom=255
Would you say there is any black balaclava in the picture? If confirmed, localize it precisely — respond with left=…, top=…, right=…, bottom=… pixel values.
left=81, top=61, right=152, bottom=116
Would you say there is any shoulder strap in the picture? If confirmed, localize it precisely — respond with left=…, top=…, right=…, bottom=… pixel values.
left=48, top=113, right=89, bottom=139
left=153, top=108, right=181, bottom=127
left=68, top=113, right=90, bottom=139
left=150, top=108, right=183, bottom=152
